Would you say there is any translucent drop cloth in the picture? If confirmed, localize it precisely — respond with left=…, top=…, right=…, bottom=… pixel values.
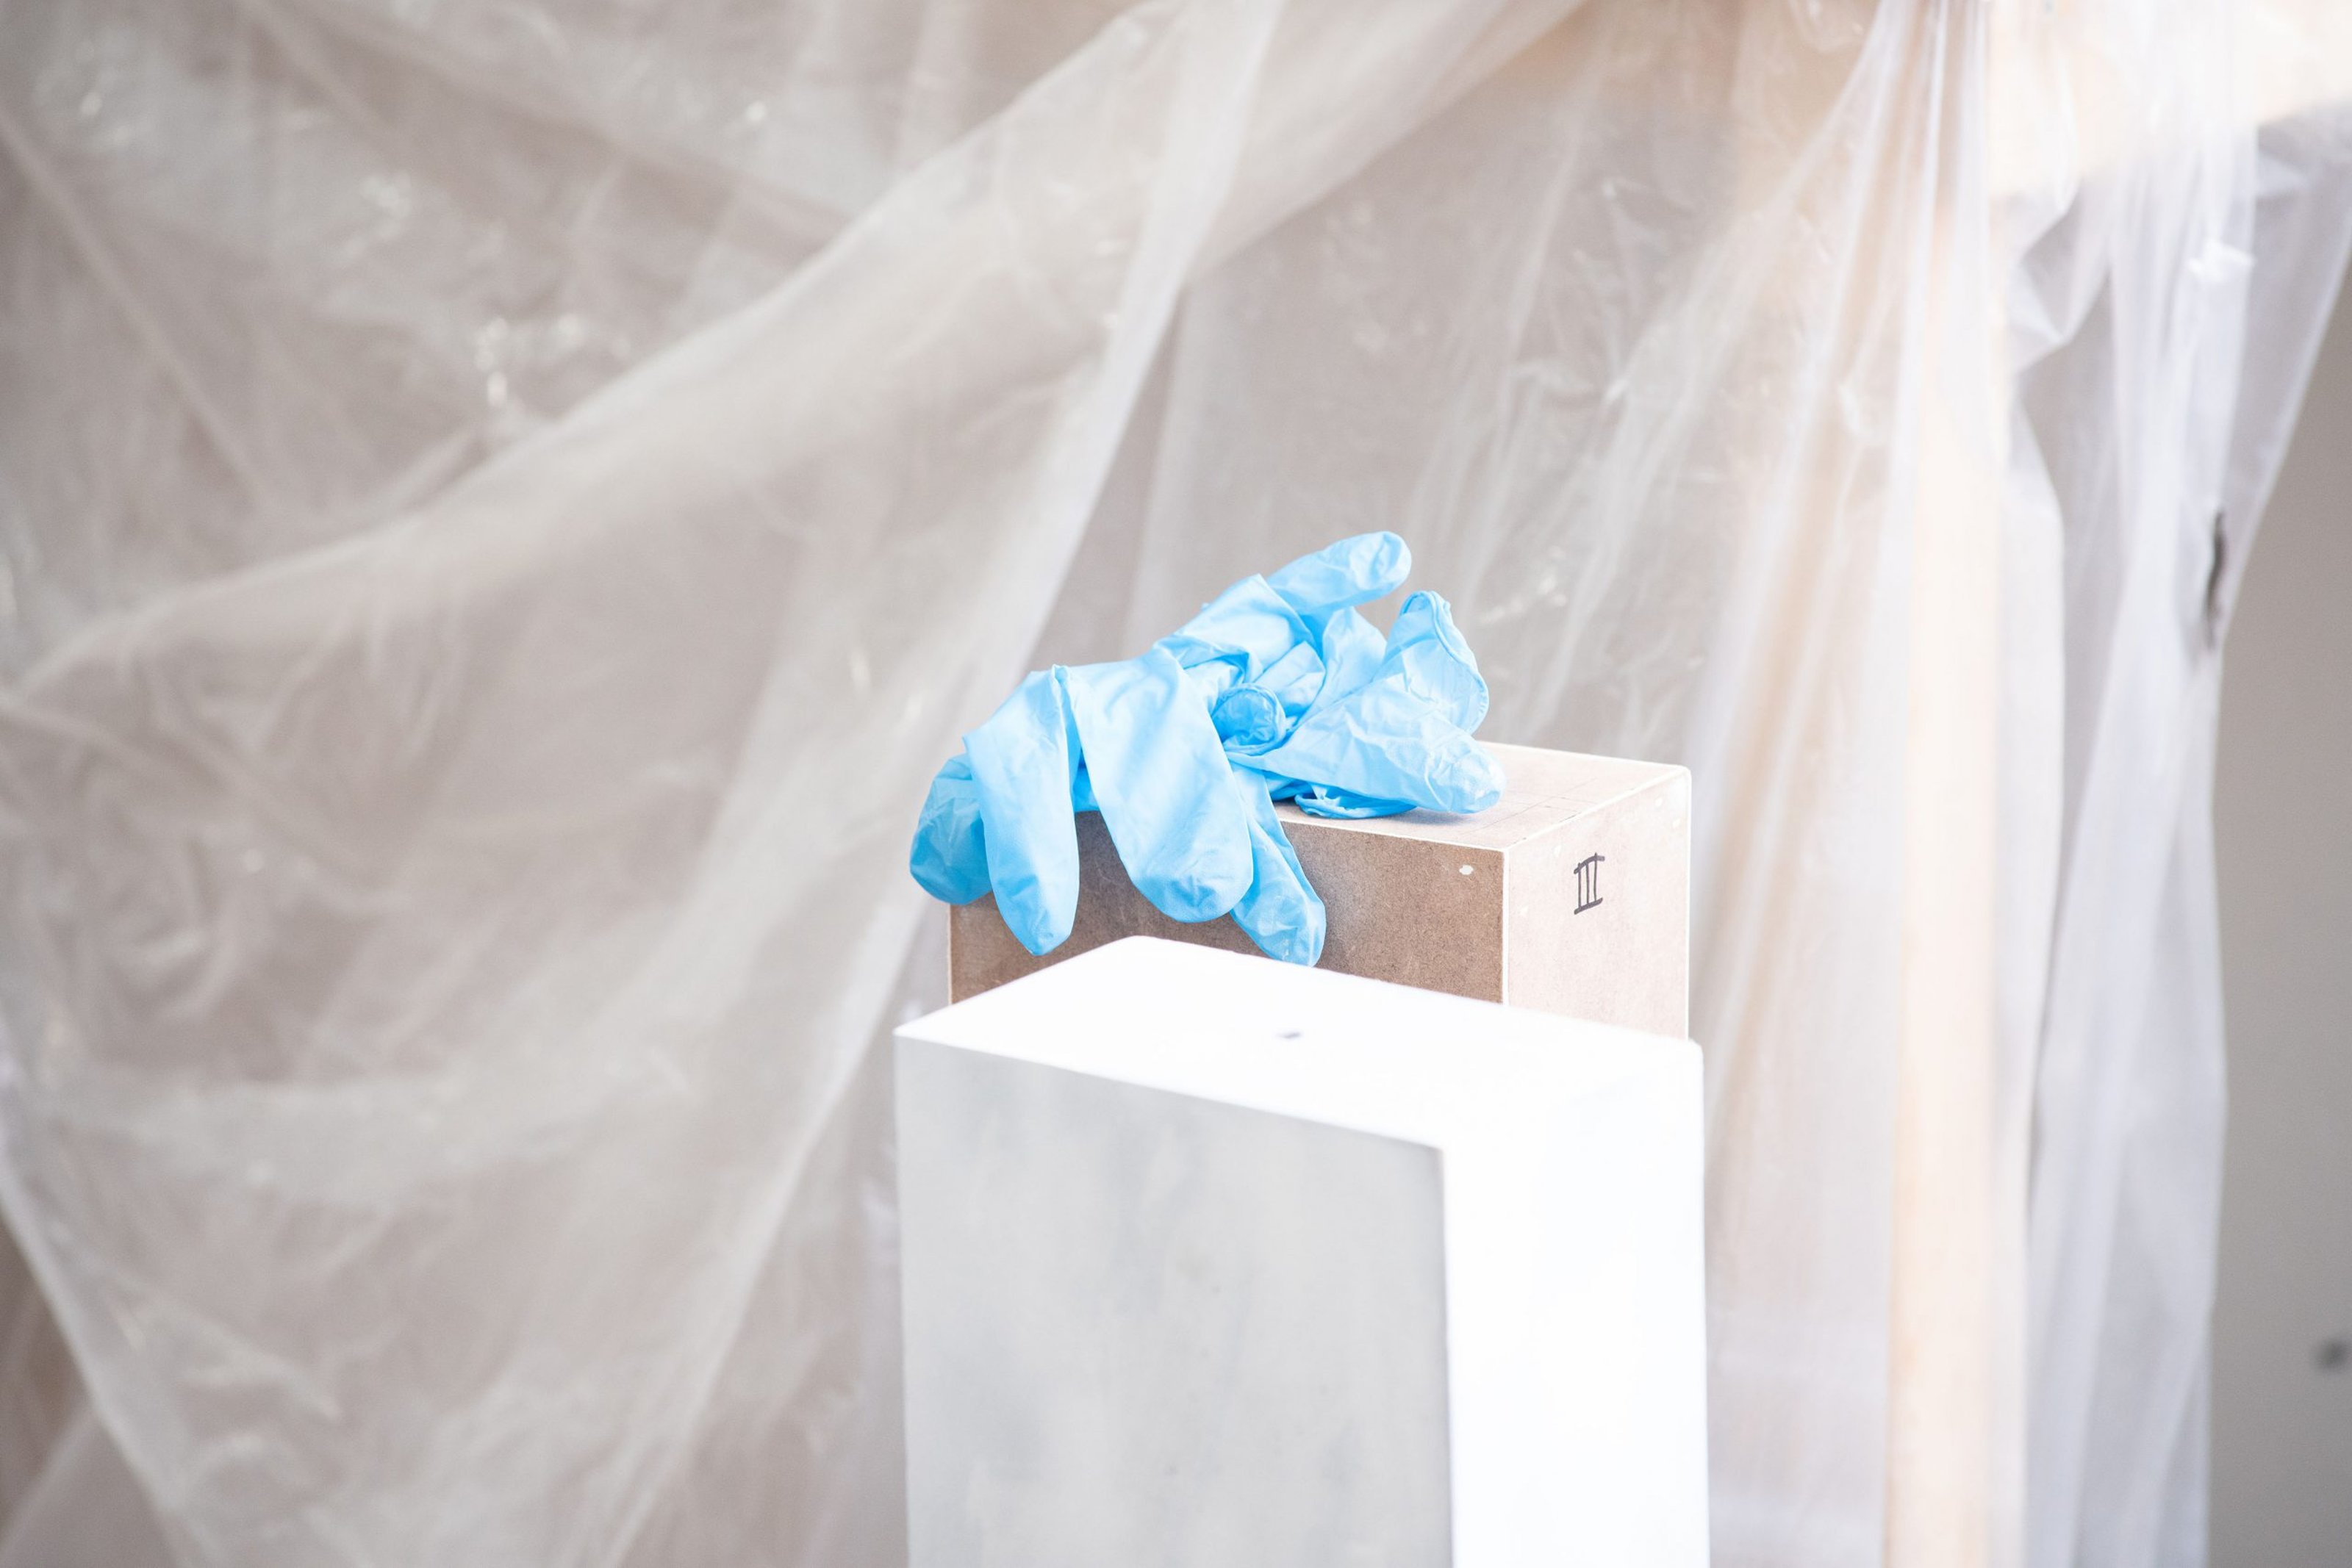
left=0, top=1, right=2347, bottom=1564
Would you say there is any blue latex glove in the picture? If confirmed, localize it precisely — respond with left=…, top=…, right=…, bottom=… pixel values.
left=909, top=533, right=1504, bottom=965
left=1242, top=589, right=1503, bottom=817
left=907, top=651, right=1253, bottom=957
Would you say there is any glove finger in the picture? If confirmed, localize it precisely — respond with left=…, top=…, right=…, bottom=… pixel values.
left=1225, top=767, right=1324, bottom=965
left=1266, top=532, right=1411, bottom=619
left=1063, top=648, right=1254, bottom=924
left=1385, top=591, right=1488, bottom=730
left=961, top=669, right=1083, bottom=955
left=1256, top=641, right=1325, bottom=715
left=1158, top=575, right=1315, bottom=683
left=1211, top=684, right=1286, bottom=749
left=1311, top=606, right=1386, bottom=708
left=908, top=752, right=991, bottom=903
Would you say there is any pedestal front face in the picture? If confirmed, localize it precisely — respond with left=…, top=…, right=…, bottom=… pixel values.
left=945, top=744, right=1689, bottom=1037
left=898, top=1041, right=1453, bottom=1568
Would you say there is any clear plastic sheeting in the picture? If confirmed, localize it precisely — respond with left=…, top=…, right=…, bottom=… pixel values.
left=0, top=1, right=2345, bottom=1565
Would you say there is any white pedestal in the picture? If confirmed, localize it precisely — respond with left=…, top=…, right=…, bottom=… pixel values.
left=897, top=937, right=1707, bottom=1567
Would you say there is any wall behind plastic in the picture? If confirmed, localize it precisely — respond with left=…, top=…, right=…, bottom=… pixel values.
left=2209, top=247, right=2352, bottom=1568
left=0, top=1, right=2345, bottom=1565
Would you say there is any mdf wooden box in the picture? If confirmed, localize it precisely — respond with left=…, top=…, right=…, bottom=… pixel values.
left=947, top=743, right=1690, bottom=1037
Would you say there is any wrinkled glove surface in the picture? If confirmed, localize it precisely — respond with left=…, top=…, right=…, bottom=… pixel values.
left=908, top=533, right=1504, bottom=965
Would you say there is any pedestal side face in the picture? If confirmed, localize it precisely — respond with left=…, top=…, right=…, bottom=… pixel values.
left=1444, top=1060, right=1710, bottom=1567
left=898, top=1038, right=1455, bottom=1568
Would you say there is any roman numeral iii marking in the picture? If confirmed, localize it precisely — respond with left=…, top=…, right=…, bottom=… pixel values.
left=1573, top=852, right=1605, bottom=914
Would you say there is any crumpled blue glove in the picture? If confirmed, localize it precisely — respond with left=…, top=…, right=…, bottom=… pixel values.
left=909, top=533, right=1504, bottom=965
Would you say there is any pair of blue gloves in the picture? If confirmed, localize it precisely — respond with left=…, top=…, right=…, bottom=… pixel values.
left=908, top=533, right=1503, bottom=965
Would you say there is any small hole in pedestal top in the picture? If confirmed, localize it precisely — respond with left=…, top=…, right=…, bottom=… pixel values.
left=1276, top=1029, right=1302, bottom=1041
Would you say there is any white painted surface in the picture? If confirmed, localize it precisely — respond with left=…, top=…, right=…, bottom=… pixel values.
left=896, top=937, right=1707, bottom=1566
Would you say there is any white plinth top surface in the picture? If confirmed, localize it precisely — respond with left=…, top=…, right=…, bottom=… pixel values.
left=908, top=933, right=1683, bottom=1151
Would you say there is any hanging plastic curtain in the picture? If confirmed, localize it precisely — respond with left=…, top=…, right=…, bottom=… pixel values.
left=0, top=0, right=2347, bottom=1564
